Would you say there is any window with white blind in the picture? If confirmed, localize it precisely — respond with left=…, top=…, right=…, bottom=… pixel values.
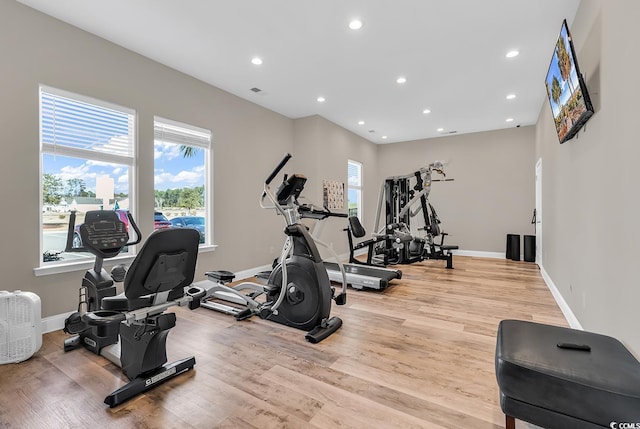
left=154, top=117, right=211, bottom=246
left=40, top=86, right=136, bottom=265
left=348, top=160, right=363, bottom=219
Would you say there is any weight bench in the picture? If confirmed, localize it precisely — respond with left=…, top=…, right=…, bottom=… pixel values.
left=495, top=319, right=640, bottom=429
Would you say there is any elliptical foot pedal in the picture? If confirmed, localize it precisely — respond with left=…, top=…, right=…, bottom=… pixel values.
left=305, top=316, right=343, bottom=344
left=205, top=270, right=235, bottom=283
left=235, top=308, right=254, bottom=321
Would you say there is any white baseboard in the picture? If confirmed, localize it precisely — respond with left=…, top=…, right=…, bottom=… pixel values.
left=452, top=249, right=506, bottom=259
left=539, top=264, right=582, bottom=330
left=41, top=311, right=74, bottom=334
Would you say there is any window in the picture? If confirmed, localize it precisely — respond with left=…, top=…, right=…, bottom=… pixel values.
left=348, top=160, right=363, bottom=219
left=40, top=86, right=135, bottom=265
left=154, top=117, right=211, bottom=246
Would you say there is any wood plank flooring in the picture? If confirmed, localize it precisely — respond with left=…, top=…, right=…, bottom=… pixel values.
left=0, top=256, right=566, bottom=428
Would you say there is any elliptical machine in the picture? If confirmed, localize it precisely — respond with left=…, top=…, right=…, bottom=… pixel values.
left=62, top=210, right=205, bottom=407
left=203, top=154, right=346, bottom=343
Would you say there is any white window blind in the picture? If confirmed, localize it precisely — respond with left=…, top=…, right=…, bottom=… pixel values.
left=154, top=117, right=211, bottom=149
left=348, top=161, right=362, bottom=187
left=40, top=86, right=135, bottom=163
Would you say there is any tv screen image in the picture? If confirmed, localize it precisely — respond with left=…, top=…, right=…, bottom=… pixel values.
left=545, top=19, right=594, bottom=143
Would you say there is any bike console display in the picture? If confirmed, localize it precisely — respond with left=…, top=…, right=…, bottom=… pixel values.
left=66, top=210, right=141, bottom=259
left=81, top=213, right=128, bottom=252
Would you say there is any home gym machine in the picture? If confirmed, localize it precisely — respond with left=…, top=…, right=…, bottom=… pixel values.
left=203, top=154, right=346, bottom=343
left=372, top=161, right=458, bottom=267
left=62, top=210, right=206, bottom=407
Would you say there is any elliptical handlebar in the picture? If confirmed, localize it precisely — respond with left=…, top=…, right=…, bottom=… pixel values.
left=298, top=203, right=348, bottom=220
left=265, top=153, right=292, bottom=185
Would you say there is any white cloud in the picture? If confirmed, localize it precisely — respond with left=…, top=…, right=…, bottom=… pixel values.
left=154, top=141, right=182, bottom=160
left=155, top=167, right=204, bottom=188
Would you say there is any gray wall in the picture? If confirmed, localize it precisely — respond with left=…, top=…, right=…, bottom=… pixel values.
left=376, top=127, right=536, bottom=253
left=293, top=115, right=379, bottom=258
left=536, top=0, right=640, bottom=354
left=1, top=1, right=293, bottom=318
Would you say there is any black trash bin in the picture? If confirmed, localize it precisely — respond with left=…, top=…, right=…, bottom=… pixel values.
left=506, top=234, right=520, bottom=261
left=524, top=235, right=536, bottom=262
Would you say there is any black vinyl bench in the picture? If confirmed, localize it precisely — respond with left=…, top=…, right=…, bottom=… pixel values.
left=495, top=319, right=640, bottom=429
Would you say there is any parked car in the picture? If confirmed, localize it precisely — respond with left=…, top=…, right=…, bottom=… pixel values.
left=154, top=211, right=171, bottom=230
left=169, top=216, right=205, bottom=243
left=72, top=210, right=170, bottom=248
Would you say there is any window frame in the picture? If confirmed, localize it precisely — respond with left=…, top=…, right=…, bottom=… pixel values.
left=36, top=85, right=137, bottom=275
left=153, top=116, right=213, bottom=247
left=348, top=159, right=363, bottom=220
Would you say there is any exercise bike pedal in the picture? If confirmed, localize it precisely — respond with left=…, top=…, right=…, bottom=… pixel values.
left=63, top=311, right=87, bottom=334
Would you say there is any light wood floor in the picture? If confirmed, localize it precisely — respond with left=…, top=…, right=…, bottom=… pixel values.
left=0, top=256, right=566, bottom=429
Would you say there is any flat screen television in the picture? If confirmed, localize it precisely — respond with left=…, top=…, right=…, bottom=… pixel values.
left=545, top=19, right=594, bottom=143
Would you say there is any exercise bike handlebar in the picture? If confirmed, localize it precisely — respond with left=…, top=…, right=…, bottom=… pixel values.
left=265, top=153, right=292, bottom=185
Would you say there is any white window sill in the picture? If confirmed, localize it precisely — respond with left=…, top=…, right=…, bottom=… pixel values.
left=34, top=244, right=218, bottom=277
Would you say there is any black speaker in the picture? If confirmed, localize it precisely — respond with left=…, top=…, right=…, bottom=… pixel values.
left=524, top=235, right=536, bottom=262
left=506, top=234, right=520, bottom=261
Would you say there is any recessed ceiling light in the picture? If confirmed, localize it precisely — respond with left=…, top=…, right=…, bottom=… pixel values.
left=422, top=109, right=431, bottom=114
left=506, top=118, right=514, bottom=122
left=506, top=50, right=519, bottom=58
left=437, top=128, right=444, bottom=132
left=251, top=57, right=263, bottom=65
left=317, top=96, right=325, bottom=103
left=396, top=76, right=407, bottom=84
left=349, top=19, right=363, bottom=30
left=358, top=120, right=365, bottom=125
left=506, top=94, right=516, bottom=100
left=382, top=135, right=388, bottom=139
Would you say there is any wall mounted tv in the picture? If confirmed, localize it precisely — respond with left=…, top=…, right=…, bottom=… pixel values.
left=545, top=19, right=594, bottom=143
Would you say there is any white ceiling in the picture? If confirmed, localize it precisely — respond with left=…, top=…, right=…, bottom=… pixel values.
left=17, top=0, right=581, bottom=144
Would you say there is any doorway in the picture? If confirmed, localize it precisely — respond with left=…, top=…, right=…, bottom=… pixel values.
left=535, top=158, right=542, bottom=265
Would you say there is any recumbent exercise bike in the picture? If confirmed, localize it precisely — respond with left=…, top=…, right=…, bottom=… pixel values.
left=62, top=210, right=205, bottom=407
left=203, top=153, right=347, bottom=343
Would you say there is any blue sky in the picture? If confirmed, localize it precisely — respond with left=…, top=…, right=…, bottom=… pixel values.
left=43, top=142, right=205, bottom=195
left=153, top=141, right=205, bottom=191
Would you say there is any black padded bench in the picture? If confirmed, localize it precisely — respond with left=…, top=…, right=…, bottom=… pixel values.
left=495, top=319, right=640, bottom=429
